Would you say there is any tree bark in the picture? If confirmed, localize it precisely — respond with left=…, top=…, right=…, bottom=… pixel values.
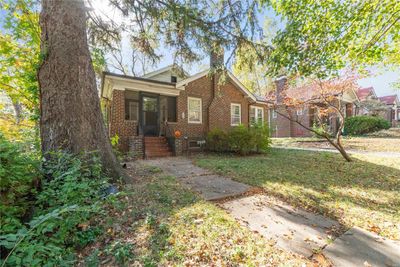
left=38, top=0, right=126, bottom=181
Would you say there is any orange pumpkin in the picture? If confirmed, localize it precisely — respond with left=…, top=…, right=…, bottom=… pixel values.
left=174, top=130, right=182, bottom=138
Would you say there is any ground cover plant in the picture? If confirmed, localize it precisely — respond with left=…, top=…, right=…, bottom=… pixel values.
left=194, top=149, right=400, bottom=240
left=0, top=146, right=112, bottom=266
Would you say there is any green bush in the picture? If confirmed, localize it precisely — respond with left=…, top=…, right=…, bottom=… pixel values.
left=0, top=152, right=111, bottom=267
left=250, top=123, right=271, bottom=152
left=206, top=125, right=271, bottom=155
left=0, top=133, right=40, bottom=236
left=206, top=128, right=229, bottom=152
left=344, top=116, right=391, bottom=135
left=228, top=125, right=255, bottom=155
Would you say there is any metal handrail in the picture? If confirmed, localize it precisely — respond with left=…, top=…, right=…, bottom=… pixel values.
left=164, top=120, right=174, bottom=138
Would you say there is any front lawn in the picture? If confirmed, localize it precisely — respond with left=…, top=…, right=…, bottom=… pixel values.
left=272, top=136, right=400, bottom=153
left=194, top=149, right=400, bottom=240
left=78, top=164, right=309, bottom=266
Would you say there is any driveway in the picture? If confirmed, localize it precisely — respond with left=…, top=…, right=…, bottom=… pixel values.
left=142, top=157, right=400, bottom=266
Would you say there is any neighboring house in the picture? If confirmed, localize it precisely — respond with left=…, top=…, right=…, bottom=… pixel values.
left=356, top=87, right=399, bottom=126
left=378, top=95, right=400, bottom=127
left=100, top=58, right=269, bottom=159
left=267, top=77, right=360, bottom=137
left=356, top=87, right=379, bottom=115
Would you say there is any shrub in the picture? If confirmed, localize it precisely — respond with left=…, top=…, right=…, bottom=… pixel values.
left=0, top=152, right=111, bottom=267
left=228, top=125, right=255, bottom=155
left=206, top=128, right=229, bottom=152
left=344, top=116, right=391, bottom=135
left=250, top=123, right=271, bottom=152
left=0, top=133, right=40, bottom=235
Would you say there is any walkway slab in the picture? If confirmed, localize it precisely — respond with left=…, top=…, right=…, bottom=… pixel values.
left=144, top=157, right=212, bottom=178
left=180, top=174, right=251, bottom=200
left=323, top=227, right=400, bottom=267
left=221, top=194, right=340, bottom=257
left=144, top=157, right=251, bottom=200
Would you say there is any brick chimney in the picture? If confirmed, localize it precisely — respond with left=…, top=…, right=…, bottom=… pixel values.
left=210, top=45, right=224, bottom=69
left=275, top=75, right=287, bottom=104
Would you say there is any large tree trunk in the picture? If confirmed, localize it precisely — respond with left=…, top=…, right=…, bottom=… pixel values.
left=38, top=0, right=125, bottom=181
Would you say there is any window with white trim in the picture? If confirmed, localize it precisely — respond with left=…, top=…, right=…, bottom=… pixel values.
left=231, top=103, right=241, bottom=126
left=188, top=97, right=202, bottom=123
left=296, top=107, right=303, bottom=116
left=250, top=106, right=264, bottom=125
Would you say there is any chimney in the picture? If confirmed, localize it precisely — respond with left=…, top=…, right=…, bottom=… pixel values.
left=275, top=75, right=287, bottom=104
left=210, top=44, right=224, bottom=69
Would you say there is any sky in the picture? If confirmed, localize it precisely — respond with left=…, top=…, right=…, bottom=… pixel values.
left=0, top=1, right=399, bottom=98
left=90, top=0, right=399, bottom=97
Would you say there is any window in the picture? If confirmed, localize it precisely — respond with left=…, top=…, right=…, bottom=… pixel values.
left=231, top=103, right=241, bottom=126
left=296, top=107, right=303, bottom=116
left=125, top=91, right=139, bottom=121
left=188, top=97, right=202, bottom=123
left=272, top=109, right=277, bottom=119
left=171, top=76, right=177, bottom=83
left=250, top=106, right=264, bottom=125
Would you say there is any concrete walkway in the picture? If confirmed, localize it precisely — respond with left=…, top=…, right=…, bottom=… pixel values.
left=143, top=157, right=400, bottom=266
left=143, top=157, right=251, bottom=200
left=272, top=145, right=400, bottom=158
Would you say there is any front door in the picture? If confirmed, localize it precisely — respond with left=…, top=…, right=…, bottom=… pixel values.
left=140, top=93, right=159, bottom=136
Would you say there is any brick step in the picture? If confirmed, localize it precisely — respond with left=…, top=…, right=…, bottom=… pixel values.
left=144, top=141, right=168, bottom=144
left=144, top=140, right=167, bottom=143
left=146, top=152, right=173, bottom=158
left=144, top=137, right=167, bottom=141
left=145, top=143, right=170, bottom=149
left=146, top=148, right=172, bottom=154
left=144, top=136, right=171, bottom=158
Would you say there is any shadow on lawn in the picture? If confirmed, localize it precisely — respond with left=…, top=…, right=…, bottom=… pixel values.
left=194, top=149, right=400, bottom=238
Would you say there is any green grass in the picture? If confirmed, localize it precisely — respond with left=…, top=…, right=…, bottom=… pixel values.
left=79, top=164, right=308, bottom=266
left=194, top=149, right=400, bottom=240
left=271, top=136, right=400, bottom=152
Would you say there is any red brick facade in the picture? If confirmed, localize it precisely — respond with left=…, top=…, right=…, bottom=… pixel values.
left=106, top=75, right=269, bottom=152
left=109, top=90, right=138, bottom=151
left=166, top=75, right=259, bottom=138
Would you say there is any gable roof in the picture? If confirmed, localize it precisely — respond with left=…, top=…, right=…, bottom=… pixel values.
left=176, top=69, right=265, bottom=104
left=357, top=87, right=377, bottom=100
left=378, top=95, right=399, bottom=105
left=142, top=64, right=189, bottom=79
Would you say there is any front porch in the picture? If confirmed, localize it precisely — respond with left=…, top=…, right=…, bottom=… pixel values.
left=102, top=72, right=183, bottom=158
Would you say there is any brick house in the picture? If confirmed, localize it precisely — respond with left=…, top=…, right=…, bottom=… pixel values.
left=355, top=87, right=399, bottom=126
left=268, top=77, right=360, bottom=137
left=100, top=61, right=269, bottom=158
left=356, top=87, right=378, bottom=115
left=378, top=95, right=400, bottom=127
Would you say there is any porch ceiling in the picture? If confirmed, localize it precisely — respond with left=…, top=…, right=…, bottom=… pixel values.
left=102, top=72, right=182, bottom=99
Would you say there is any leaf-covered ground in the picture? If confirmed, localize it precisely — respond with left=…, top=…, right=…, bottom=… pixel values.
left=194, top=149, right=400, bottom=240
left=77, top=164, right=309, bottom=266
left=271, top=136, right=400, bottom=153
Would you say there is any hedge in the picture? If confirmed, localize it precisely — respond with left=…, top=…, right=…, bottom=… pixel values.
left=206, top=124, right=271, bottom=155
left=344, top=116, right=391, bottom=135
